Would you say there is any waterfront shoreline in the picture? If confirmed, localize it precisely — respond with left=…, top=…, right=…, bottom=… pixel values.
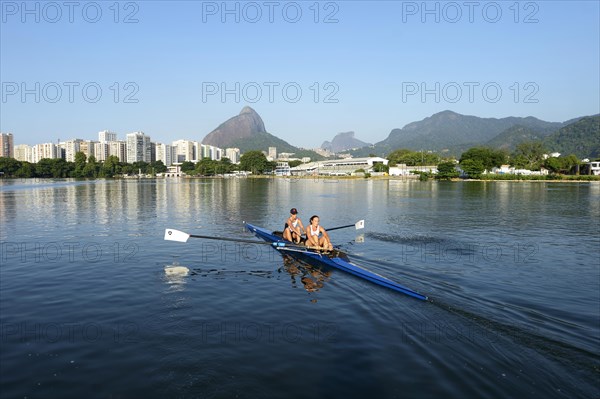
left=1, top=175, right=599, bottom=182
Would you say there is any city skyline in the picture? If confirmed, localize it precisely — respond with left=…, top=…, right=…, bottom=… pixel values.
left=4, top=130, right=243, bottom=166
left=1, top=2, right=598, bottom=148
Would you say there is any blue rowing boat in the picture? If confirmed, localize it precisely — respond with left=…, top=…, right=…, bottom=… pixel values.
left=245, top=223, right=427, bottom=301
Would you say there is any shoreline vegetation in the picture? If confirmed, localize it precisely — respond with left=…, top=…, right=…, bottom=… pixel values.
left=2, top=174, right=599, bottom=182
left=1, top=141, right=599, bottom=182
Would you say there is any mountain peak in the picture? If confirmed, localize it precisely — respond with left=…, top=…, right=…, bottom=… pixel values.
left=321, top=131, right=371, bottom=153
left=202, top=107, right=266, bottom=148
left=240, top=106, right=256, bottom=115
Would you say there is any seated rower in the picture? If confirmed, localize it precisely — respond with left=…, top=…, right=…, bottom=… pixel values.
left=283, top=208, right=304, bottom=244
left=305, top=215, right=333, bottom=251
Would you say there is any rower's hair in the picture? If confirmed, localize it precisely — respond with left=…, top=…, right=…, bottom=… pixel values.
left=310, top=215, right=319, bottom=223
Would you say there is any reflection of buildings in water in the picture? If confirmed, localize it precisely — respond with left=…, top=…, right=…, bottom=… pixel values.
left=0, top=190, right=16, bottom=237
left=589, top=183, right=600, bottom=217
left=123, top=180, right=159, bottom=223
left=281, top=255, right=331, bottom=293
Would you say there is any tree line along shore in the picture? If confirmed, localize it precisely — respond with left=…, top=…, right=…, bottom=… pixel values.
left=1, top=142, right=599, bottom=181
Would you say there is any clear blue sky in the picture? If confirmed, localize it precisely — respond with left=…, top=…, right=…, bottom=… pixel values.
left=1, top=1, right=599, bottom=147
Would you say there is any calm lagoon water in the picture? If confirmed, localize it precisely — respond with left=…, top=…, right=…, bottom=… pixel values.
left=1, top=178, right=599, bottom=398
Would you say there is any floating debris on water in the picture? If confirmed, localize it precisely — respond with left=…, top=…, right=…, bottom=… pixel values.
left=164, top=265, right=190, bottom=276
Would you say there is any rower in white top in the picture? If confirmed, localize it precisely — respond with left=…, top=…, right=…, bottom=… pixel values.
left=305, top=215, right=333, bottom=251
left=283, top=208, right=304, bottom=244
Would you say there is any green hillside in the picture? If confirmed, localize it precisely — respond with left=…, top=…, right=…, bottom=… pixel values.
left=544, top=115, right=600, bottom=158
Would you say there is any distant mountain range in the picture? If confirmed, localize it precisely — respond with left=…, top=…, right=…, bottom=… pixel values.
left=200, top=108, right=599, bottom=160
left=321, top=132, right=371, bottom=153
left=351, top=110, right=598, bottom=158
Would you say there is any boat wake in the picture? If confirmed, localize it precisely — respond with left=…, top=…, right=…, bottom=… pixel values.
left=365, top=231, right=464, bottom=247
left=332, top=245, right=600, bottom=379
left=430, top=298, right=600, bottom=377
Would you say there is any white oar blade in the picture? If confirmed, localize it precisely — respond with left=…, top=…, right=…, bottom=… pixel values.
left=355, top=220, right=365, bottom=230
left=164, top=229, right=190, bottom=243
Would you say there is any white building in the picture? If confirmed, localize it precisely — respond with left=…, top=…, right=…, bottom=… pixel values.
left=389, top=164, right=439, bottom=176
left=278, top=152, right=295, bottom=160
left=490, top=165, right=549, bottom=175
left=291, top=157, right=388, bottom=176
left=14, top=144, right=32, bottom=162
left=199, top=144, right=222, bottom=161
left=79, top=140, right=97, bottom=160
left=172, top=140, right=196, bottom=163
left=126, top=132, right=151, bottom=163
left=268, top=147, right=277, bottom=160
left=61, top=139, right=83, bottom=162
left=108, top=141, right=127, bottom=162
left=32, top=143, right=58, bottom=163
left=156, top=143, right=175, bottom=166
left=587, top=161, right=600, bottom=175
left=99, top=130, right=117, bottom=143
left=225, top=148, right=240, bottom=164
left=94, top=142, right=108, bottom=161
left=275, top=162, right=291, bottom=176
left=212, top=147, right=222, bottom=161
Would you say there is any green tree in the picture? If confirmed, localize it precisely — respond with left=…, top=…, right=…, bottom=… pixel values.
left=195, top=158, right=216, bottom=175
left=436, top=161, right=459, bottom=180
left=460, top=159, right=485, bottom=178
left=36, top=159, right=54, bottom=177
left=101, top=156, right=120, bottom=177
left=511, top=141, right=547, bottom=170
left=120, top=163, right=134, bottom=175
left=460, top=147, right=507, bottom=171
left=132, top=161, right=149, bottom=174
left=151, top=160, right=167, bottom=174
left=181, top=161, right=196, bottom=175
left=81, top=155, right=99, bottom=177
left=15, top=161, right=35, bottom=178
left=288, top=160, right=303, bottom=168
left=215, top=158, right=235, bottom=175
left=543, top=154, right=580, bottom=174
left=240, top=151, right=271, bottom=174
left=73, top=152, right=87, bottom=177
left=82, top=162, right=98, bottom=177
left=372, top=163, right=389, bottom=173
left=388, top=149, right=440, bottom=166
left=0, top=157, right=22, bottom=177
left=54, top=159, right=73, bottom=177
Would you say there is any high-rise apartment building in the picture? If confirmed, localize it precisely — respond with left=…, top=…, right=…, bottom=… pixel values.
left=172, top=140, right=196, bottom=163
left=126, top=132, right=151, bottom=163
left=61, top=139, right=83, bottom=162
left=156, top=143, right=175, bottom=166
left=108, top=141, right=127, bottom=162
left=14, top=144, right=32, bottom=162
left=98, top=130, right=117, bottom=143
left=0, top=133, right=14, bottom=158
left=32, top=143, right=58, bottom=163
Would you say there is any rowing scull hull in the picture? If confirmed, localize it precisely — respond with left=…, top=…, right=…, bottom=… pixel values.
left=245, top=223, right=427, bottom=301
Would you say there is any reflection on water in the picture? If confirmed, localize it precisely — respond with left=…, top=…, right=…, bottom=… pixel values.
left=280, top=255, right=331, bottom=294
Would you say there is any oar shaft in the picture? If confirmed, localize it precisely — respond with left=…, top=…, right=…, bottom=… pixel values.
left=188, top=233, right=308, bottom=250
left=327, top=224, right=354, bottom=232
left=189, top=234, right=272, bottom=245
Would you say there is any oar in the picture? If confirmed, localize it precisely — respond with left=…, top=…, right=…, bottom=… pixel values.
left=164, top=228, right=323, bottom=250
left=327, top=220, right=365, bottom=232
